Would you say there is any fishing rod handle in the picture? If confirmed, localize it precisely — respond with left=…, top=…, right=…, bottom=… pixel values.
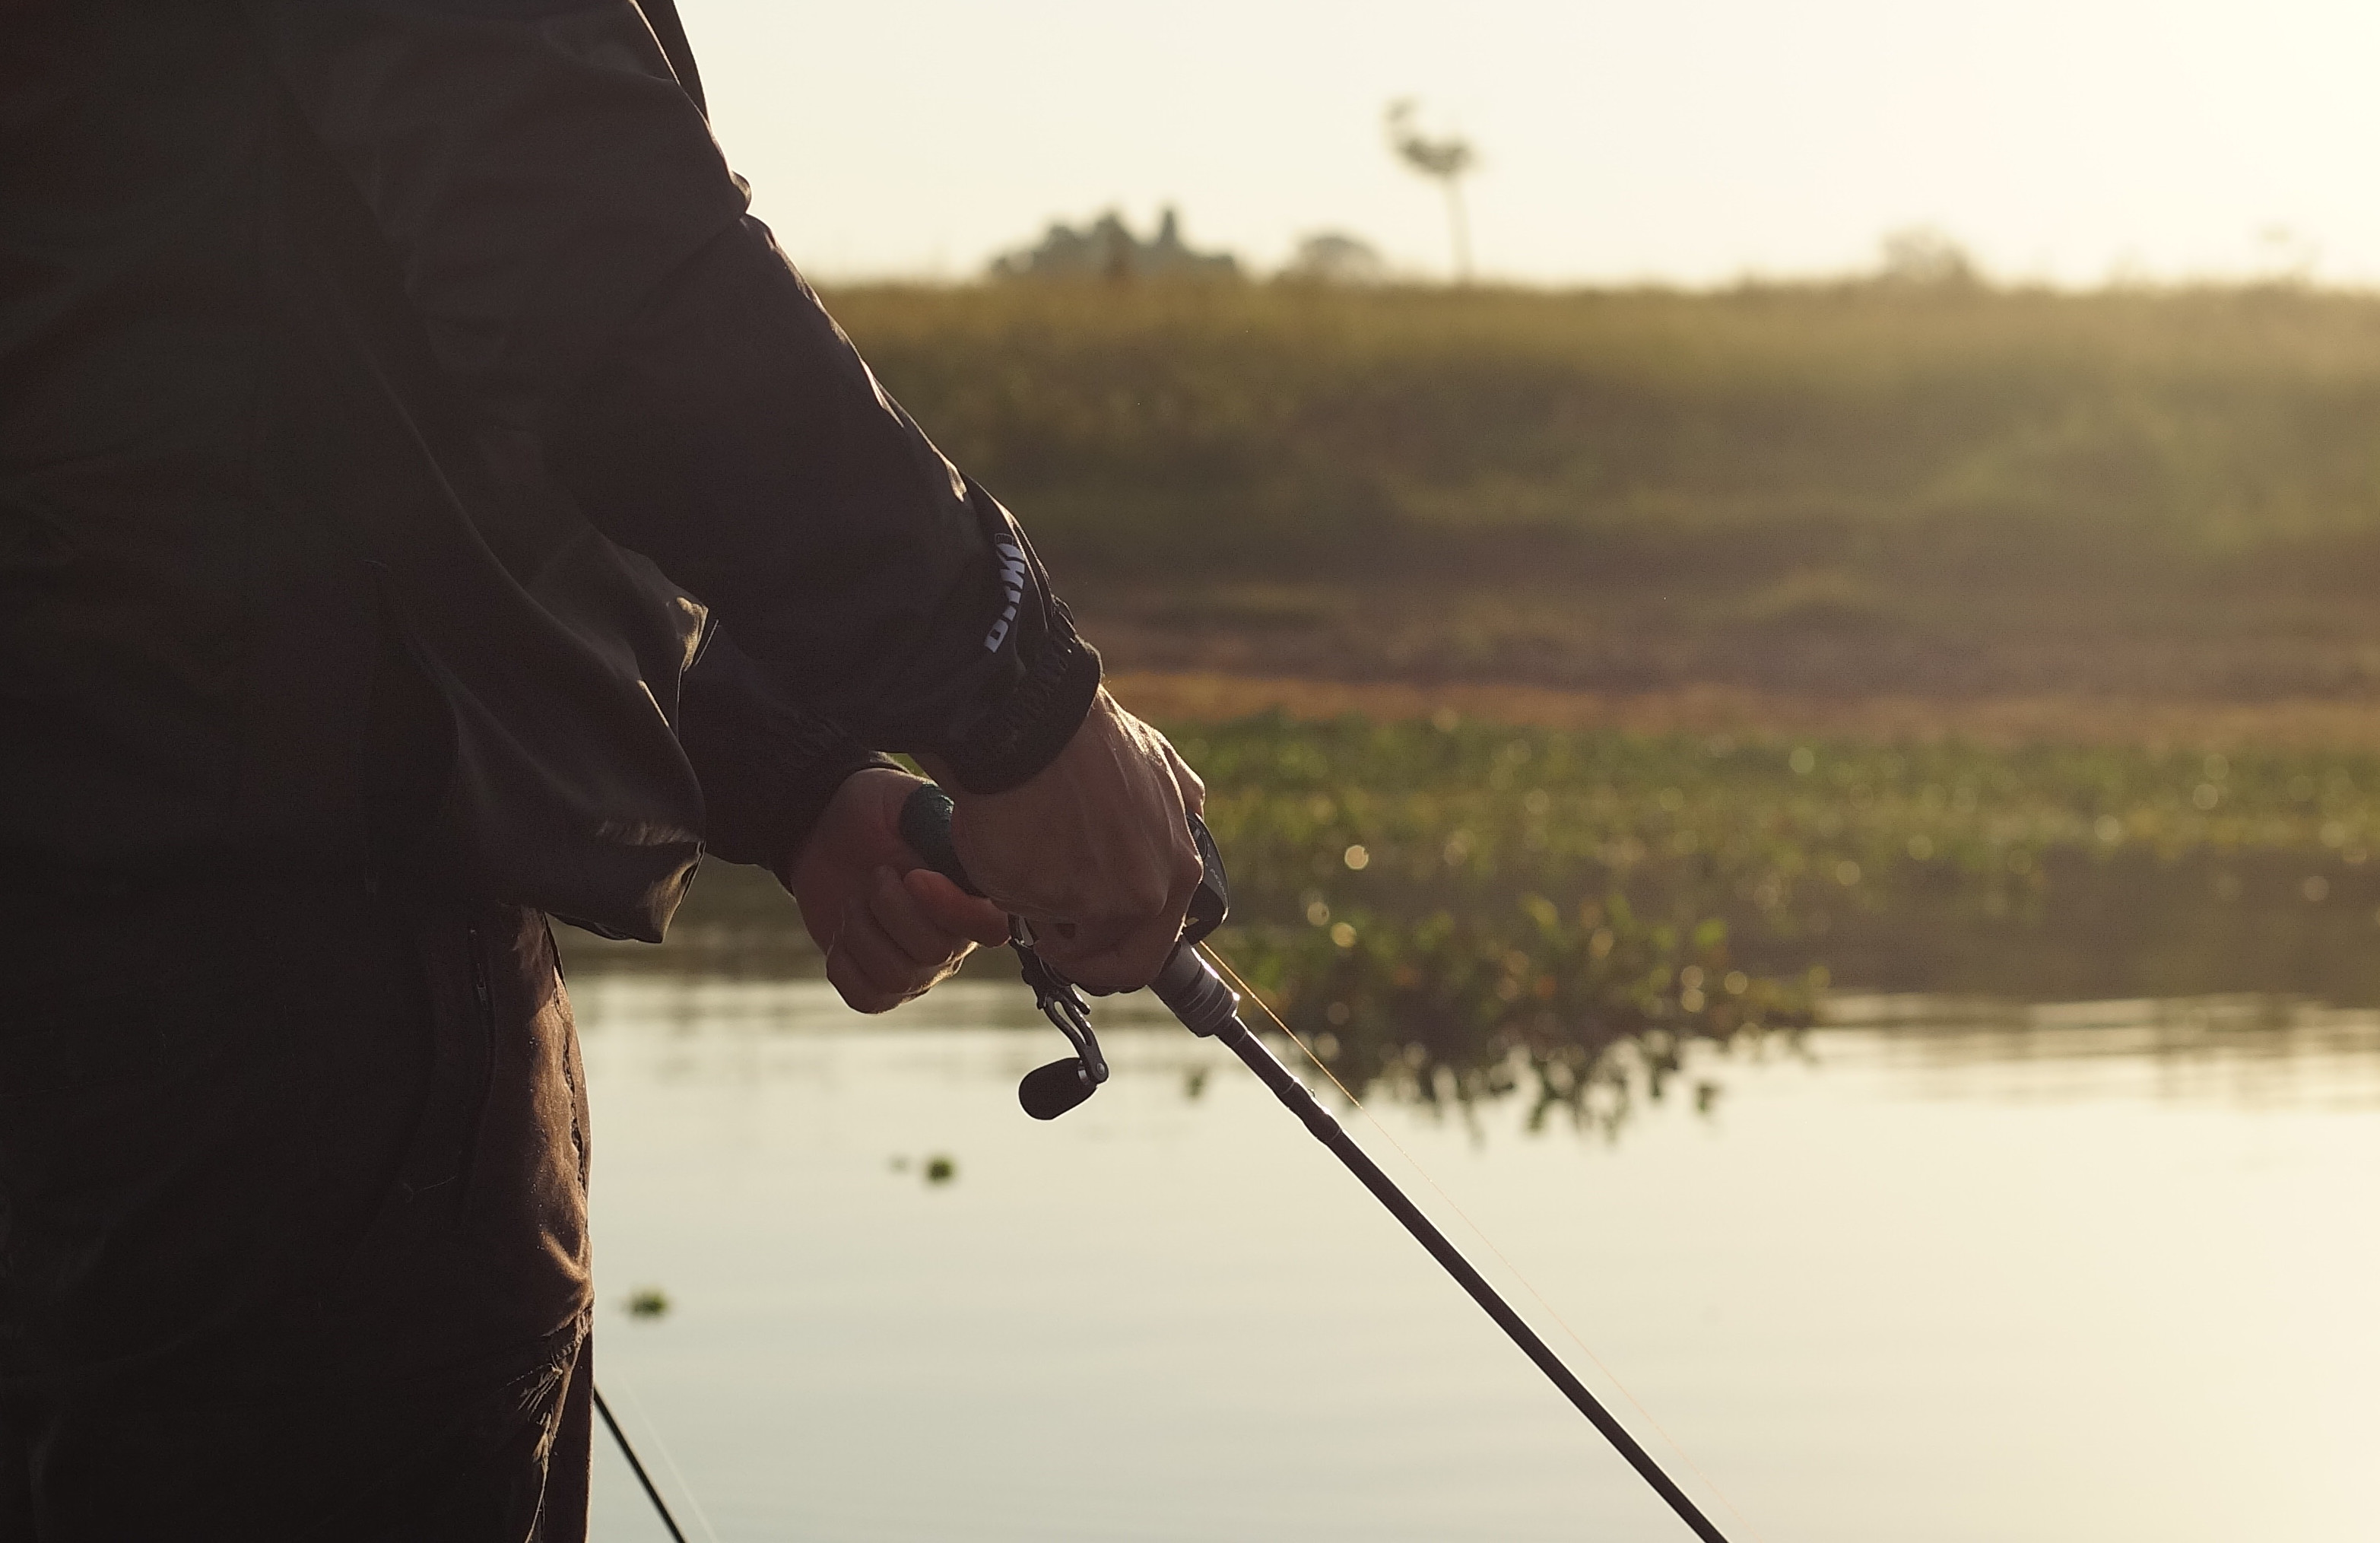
left=897, top=782, right=982, bottom=897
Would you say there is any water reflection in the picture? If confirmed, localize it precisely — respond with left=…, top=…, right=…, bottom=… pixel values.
left=1823, top=992, right=2380, bottom=1110
left=570, top=960, right=2380, bottom=1122
left=570, top=974, right=2380, bottom=1543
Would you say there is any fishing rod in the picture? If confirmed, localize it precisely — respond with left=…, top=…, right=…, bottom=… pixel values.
left=593, top=1383, right=691, bottom=1542
left=899, top=785, right=1737, bottom=1543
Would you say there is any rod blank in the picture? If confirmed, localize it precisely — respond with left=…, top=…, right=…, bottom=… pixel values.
left=1159, top=948, right=1734, bottom=1543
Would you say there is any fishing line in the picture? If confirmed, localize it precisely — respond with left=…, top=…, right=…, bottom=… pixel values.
left=1200, top=944, right=1765, bottom=1543
left=596, top=1373, right=723, bottom=1543
left=612, top=1373, right=722, bottom=1543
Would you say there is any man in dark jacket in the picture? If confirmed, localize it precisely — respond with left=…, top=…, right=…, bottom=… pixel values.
left=0, top=2, right=1204, bottom=1536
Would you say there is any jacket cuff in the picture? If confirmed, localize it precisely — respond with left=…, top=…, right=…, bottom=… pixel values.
left=678, top=633, right=899, bottom=874
left=929, top=622, right=1103, bottom=795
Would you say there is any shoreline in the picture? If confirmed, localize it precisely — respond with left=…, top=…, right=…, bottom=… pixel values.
left=1108, top=668, right=2380, bottom=751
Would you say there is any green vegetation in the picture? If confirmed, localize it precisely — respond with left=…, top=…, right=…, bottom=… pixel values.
left=1176, top=714, right=2380, bottom=1116
left=829, top=280, right=2380, bottom=694
left=1179, top=715, right=2380, bottom=921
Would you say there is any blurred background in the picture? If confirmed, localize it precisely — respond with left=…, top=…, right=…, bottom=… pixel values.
left=579, top=4, right=2380, bottom=1539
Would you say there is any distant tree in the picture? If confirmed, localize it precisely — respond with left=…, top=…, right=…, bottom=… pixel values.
left=1875, top=227, right=1980, bottom=289
left=988, top=206, right=1241, bottom=282
left=2255, top=224, right=2319, bottom=288
left=1282, top=231, right=1388, bottom=285
left=1386, top=100, right=1477, bottom=283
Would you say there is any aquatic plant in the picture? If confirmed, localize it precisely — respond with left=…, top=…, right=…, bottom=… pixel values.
left=1230, top=892, right=1814, bottom=1130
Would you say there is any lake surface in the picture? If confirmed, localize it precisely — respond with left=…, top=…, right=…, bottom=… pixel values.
left=569, top=969, right=2379, bottom=1543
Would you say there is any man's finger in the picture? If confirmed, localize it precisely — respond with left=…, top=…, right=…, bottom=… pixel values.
left=1160, top=735, right=1206, bottom=816
left=865, top=865, right=968, bottom=965
left=823, top=932, right=903, bottom=1014
left=829, top=901, right=940, bottom=1011
left=1033, top=830, right=1204, bottom=991
left=903, top=868, right=1011, bottom=947
left=1040, top=917, right=1179, bottom=993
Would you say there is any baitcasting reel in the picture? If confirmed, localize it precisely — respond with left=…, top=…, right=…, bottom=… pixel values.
left=898, top=783, right=1230, bottom=1119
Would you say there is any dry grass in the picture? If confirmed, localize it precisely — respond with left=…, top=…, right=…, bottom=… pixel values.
left=823, top=281, right=2380, bottom=702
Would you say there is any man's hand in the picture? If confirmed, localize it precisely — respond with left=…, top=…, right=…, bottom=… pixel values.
left=922, top=691, right=1205, bottom=993
left=784, top=767, right=1012, bottom=1014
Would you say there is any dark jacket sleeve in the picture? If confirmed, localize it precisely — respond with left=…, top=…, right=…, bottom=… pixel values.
left=549, top=217, right=1102, bottom=795
left=676, top=629, right=898, bottom=872
left=243, top=0, right=1100, bottom=805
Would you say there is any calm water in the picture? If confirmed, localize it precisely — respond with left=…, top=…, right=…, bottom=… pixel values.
left=568, top=970, right=2380, bottom=1543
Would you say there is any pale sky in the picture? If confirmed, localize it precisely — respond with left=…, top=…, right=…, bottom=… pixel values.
left=678, top=0, right=2380, bottom=287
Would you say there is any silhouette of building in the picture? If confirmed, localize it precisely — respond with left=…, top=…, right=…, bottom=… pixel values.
left=989, top=206, right=1241, bottom=281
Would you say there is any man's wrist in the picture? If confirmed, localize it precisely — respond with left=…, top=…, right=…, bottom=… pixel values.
left=926, top=627, right=1103, bottom=795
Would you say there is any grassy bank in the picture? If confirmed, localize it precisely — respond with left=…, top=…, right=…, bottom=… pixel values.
left=829, top=281, right=2380, bottom=697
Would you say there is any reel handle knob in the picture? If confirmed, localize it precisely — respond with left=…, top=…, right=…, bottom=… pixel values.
left=1017, top=1058, right=1098, bottom=1120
